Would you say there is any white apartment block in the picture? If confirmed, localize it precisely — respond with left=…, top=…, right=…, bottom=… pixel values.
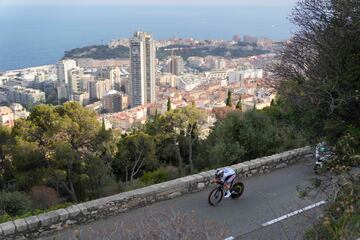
left=177, top=74, right=203, bottom=91
left=228, top=69, right=263, bottom=84
left=57, top=59, right=77, bottom=85
left=56, top=59, right=77, bottom=100
left=68, top=67, right=84, bottom=99
left=7, top=86, right=45, bottom=109
left=88, top=79, right=112, bottom=100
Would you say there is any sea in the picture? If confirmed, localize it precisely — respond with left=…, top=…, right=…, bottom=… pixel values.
left=0, top=5, right=294, bottom=72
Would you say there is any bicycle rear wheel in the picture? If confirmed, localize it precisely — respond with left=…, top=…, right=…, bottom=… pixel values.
left=208, top=187, right=223, bottom=206
left=231, top=182, right=244, bottom=199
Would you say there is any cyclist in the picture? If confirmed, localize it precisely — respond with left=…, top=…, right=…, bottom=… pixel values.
left=215, top=167, right=236, bottom=198
left=315, top=142, right=331, bottom=159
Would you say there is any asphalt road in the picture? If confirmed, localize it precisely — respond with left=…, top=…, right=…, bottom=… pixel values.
left=42, top=159, right=326, bottom=240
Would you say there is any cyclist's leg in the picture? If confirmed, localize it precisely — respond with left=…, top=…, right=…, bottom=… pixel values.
left=227, top=174, right=236, bottom=188
left=224, top=176, right=231, bottom=190
left=224, top=175, right=236, bottom=188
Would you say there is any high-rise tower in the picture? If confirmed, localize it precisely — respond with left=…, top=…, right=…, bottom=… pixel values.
left=56, top=59, right=77, bottom=100
left=130, top=31, right=156, bottom=107
left=168, top=55, right=184, bottom=76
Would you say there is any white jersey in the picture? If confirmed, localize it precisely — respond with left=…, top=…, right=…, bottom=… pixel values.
left=221, top=167, right=236, bottom=181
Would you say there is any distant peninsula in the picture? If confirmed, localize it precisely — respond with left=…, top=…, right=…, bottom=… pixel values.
left=63, top=45, right=130, bottom=60
left=63, top=41, right=271, bottom=60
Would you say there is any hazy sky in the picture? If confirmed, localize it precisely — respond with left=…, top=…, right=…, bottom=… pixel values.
left=0, top=0, right=297, bottom=6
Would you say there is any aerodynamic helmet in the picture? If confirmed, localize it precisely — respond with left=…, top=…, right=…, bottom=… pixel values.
left=215, top=169, right=224, bottom=178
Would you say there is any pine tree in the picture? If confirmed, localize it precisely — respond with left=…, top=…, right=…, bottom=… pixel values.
left=225, top=90, right=232, bottom=107
left=167, top=97, right=171, bottom=111
left=101, top=117, right=106, bottom=130
left=236, top=96, right=242, bottom=111
left=154, top=109, right=159, bottom=121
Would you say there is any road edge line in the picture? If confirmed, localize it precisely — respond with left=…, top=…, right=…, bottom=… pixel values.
left=261, top=200, right=327, bottom=227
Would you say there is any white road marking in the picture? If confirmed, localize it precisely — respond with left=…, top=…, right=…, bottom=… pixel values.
left=261, top=200, right=327, bottom=227
left=224, top=237, right=235, bottom=240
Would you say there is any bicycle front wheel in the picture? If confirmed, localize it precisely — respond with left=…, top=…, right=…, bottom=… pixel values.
left=208, top=187, right=223, bottom=206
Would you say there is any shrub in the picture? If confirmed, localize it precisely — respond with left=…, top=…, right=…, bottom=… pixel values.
left=140, top=166, right=178, bottom=185
left=91, top=178, right=121, bottom=199
left=333, top=127, right=360, bottom=168
left=29, top=186, right=60, bottom=209
left=0, top=214, right=11, bottom=223
left=203, top=110, right=307, bottom=168
left=0, top=202, right=73, bottom=224
left=164, top=165, right=178, bottom=180
left=140, top=167, right=170, bottom=185
left=0, top=191, right=32, bottom=216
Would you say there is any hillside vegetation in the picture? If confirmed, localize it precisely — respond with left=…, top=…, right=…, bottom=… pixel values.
left=274, top=0, right=360, bottom=238
left=63, top=45, right=129, bottom=59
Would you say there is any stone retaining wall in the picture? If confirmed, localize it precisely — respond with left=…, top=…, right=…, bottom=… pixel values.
left=0, top=146, right=312, bottom=239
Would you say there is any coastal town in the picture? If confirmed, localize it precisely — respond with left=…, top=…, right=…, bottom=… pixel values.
left=0, top=32, right=281, bottom=135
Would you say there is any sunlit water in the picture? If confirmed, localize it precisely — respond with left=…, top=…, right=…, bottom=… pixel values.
left=0, top=5, right=293, bottom=71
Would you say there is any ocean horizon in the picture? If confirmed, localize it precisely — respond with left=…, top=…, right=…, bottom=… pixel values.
left=0, top=5, right=294, bottom=71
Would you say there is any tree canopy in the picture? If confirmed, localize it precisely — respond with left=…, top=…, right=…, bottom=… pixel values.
left=275, top=0, right=360, bottom=143
left=197, top=109, right=306, bottom=169
left=3, top=102, right=114, bottom=202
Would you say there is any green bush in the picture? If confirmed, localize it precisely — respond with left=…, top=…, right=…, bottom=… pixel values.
left=334, top=127, right=360, bottom=167
left=0, top=202, right=73, bottom=224
left=0, top=213, right=11, bottom=223
left=0, top=191, right=33, bottom=216
left=91, top=178, right=121, bottom=199
left=200, top=110, right=307, bottom=169
left=140, top=167, right=171, bottom=185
